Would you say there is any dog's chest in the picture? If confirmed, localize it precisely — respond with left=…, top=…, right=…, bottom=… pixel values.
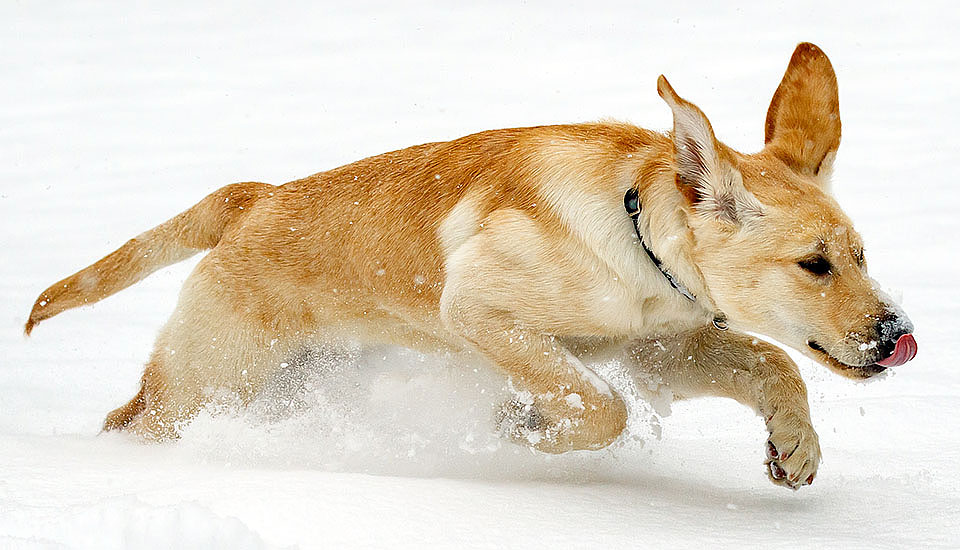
left=567, top=255, right=706, bottom=336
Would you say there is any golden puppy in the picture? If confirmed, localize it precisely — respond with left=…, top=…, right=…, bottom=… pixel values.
left=27, top=43, right=916, bottom=490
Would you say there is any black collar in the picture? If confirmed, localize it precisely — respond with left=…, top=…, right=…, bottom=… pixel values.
left=624, top=188, right=696, bottom=302
left=624, top=188, right=729, bottom=331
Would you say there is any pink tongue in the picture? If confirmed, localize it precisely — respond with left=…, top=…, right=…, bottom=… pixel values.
left=876, top=334, right=918, bottom=367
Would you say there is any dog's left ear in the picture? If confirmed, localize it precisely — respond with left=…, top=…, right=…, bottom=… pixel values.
left=658, top=75, right=763, bottom=225
left=764, top=43, right=841, bottom=184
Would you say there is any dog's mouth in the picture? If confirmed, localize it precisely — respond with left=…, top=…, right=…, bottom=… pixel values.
left=806, top=340, right=887, bottom=378
left=806, top=334, right=917, bottom=379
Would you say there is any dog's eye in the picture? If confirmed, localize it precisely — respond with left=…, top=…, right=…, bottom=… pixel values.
left=798, top=255, right=832, bottom=276
left=855, top=249, right=865, bottom=267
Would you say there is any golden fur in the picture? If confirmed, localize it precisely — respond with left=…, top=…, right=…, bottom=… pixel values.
left=27, top=43, right=912, bottom=490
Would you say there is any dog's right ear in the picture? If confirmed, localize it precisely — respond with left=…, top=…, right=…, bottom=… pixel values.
left=658, top=75, right=763, bottom=225
left=764, top=43, right=841, bottom=184
left=657, top=75, right=720, bottom=201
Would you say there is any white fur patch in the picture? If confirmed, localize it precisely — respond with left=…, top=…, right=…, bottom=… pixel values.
left=438, top=193, right=481, bottom=259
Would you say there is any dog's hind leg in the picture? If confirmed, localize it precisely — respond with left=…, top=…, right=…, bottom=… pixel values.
left=104, top=255, right=290, bottom=440
left=103, top=381, right=146, bottom=431
left=626, top=325, right=821, bottom=490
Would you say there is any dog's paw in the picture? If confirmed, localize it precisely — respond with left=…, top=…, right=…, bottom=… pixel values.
left=764, top=411, right=821, bottom=490
left=496, top=399, right=546, bottom=446
left=496, top=392, right=626, bottom=453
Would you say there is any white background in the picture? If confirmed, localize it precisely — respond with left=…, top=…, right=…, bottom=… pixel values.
left=1, top=2, right=958, bottom=548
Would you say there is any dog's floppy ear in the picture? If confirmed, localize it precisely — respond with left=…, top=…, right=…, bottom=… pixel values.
left=764, top=42, right=841, bottom=183
left=658, top=75, right=763, bottom=225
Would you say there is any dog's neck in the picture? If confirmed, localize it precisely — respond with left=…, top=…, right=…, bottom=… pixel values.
left=630, top=159, right=724, bottom=327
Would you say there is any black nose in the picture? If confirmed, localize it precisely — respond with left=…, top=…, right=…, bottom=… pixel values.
left=875, top=313, right=914, bottom=359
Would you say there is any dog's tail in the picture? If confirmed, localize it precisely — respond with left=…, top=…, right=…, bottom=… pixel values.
left=24, top=181, right=275, bottom=336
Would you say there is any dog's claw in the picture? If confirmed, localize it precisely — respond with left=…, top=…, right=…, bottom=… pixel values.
left=764, top=411, right=821, bottom=490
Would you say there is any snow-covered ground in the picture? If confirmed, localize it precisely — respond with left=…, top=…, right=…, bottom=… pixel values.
left=2, top=2, right=958, bottom=548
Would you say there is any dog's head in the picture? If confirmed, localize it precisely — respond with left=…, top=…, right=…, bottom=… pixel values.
left=658, top=43, right=915, bottom=379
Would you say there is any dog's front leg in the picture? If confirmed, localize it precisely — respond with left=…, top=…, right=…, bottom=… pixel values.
left=629, top=326, right=821, bottom=489
left=441, top=298, right=628, bottom=453
left=438, top=209, right=628, bottom=453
